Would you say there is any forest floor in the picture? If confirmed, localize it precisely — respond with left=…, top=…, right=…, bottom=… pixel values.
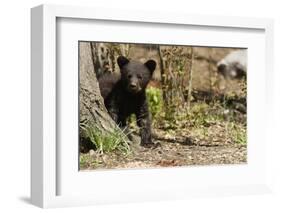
left=80, top=101, right=247, bottom=170
left=80, top=140, right=246, bottom=170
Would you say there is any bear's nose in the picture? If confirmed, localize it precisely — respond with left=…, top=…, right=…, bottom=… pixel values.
left=130, top=83, right=137, bottom=89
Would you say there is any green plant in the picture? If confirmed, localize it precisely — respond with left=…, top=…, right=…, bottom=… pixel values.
left=228, top=122, right=247, bottom=144
left=80, top=124, right=131, bottom=154
left=146, top=87, right=163, bottom=119
left=79, top=154, right=89, bottom=168
left=79, top=154, right=103, bottom=169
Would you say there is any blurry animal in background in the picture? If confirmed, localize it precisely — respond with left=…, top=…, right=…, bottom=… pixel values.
left=217, top=50, right=247, bottom=79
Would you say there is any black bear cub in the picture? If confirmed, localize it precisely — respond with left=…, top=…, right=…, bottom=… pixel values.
left=98, top=56, right=156, bottom=147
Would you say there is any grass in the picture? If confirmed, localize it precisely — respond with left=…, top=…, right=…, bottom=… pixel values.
left=186, top=101, right=247, bottom=145
left=150, top=99, right=247, bottom=145
left=80, top=154, right=98, bottom=168
left=186, top=102, right=223, bottom=127
left=228, top=122, right=247, bottom=145
left=146, top=87, right=246, bottom=145
left=80, top=124, right=131, bottom=155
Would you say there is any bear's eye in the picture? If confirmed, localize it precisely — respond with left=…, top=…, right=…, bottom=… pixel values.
left=127, top=74, right=132, bottom=79
left=137, top=75, right=142, bottom=80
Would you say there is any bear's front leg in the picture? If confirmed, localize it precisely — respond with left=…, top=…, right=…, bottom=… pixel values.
left=136, top=102, right=154, bottom=147
left=105, top=94, right=120, bottom=124
left=107, top=101, right=127, bottom=128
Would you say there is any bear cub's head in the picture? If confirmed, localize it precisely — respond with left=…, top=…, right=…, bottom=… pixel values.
left=117, top=56, right=156, bottom=94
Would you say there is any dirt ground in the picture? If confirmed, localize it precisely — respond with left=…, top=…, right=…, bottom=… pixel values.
left=80, top=140, right=246, bottom=170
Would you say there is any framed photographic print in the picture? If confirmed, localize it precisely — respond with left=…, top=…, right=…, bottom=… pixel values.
left=31, top=4, right=274, bottom=208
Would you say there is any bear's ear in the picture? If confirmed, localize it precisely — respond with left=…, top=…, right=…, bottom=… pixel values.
left=117, top=56, right=130, bottom=69
left=144, top=59, right=156, bottom=74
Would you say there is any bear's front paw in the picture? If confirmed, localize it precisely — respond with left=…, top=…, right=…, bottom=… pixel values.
left=141, top=141, right=161, bottom=149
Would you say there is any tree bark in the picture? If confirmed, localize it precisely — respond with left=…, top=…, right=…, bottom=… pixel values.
left=187, top=47, right=194, bottom=110
left=157, top=46, right=168, bottom=104
left=79, top=42, right=118, bottom=151
left=157, top=46, right=190, bottom=115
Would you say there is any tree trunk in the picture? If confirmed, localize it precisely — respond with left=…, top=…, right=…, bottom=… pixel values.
left=157, top=46, right=191, bottom=117
left=187, top=47, right=194, bottom=110
left=157, top=46, right=168, bottom=104
left=79, top=42, right=118, bottom=151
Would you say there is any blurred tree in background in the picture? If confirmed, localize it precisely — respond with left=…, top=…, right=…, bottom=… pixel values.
left=158, top=46, right=194, bottom=117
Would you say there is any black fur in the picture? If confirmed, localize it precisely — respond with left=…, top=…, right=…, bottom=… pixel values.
left=98, top=56, right=156, bottom=147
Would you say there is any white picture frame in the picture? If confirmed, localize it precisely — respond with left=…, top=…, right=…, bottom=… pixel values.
left=31, top=4, right=274, bottom=208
